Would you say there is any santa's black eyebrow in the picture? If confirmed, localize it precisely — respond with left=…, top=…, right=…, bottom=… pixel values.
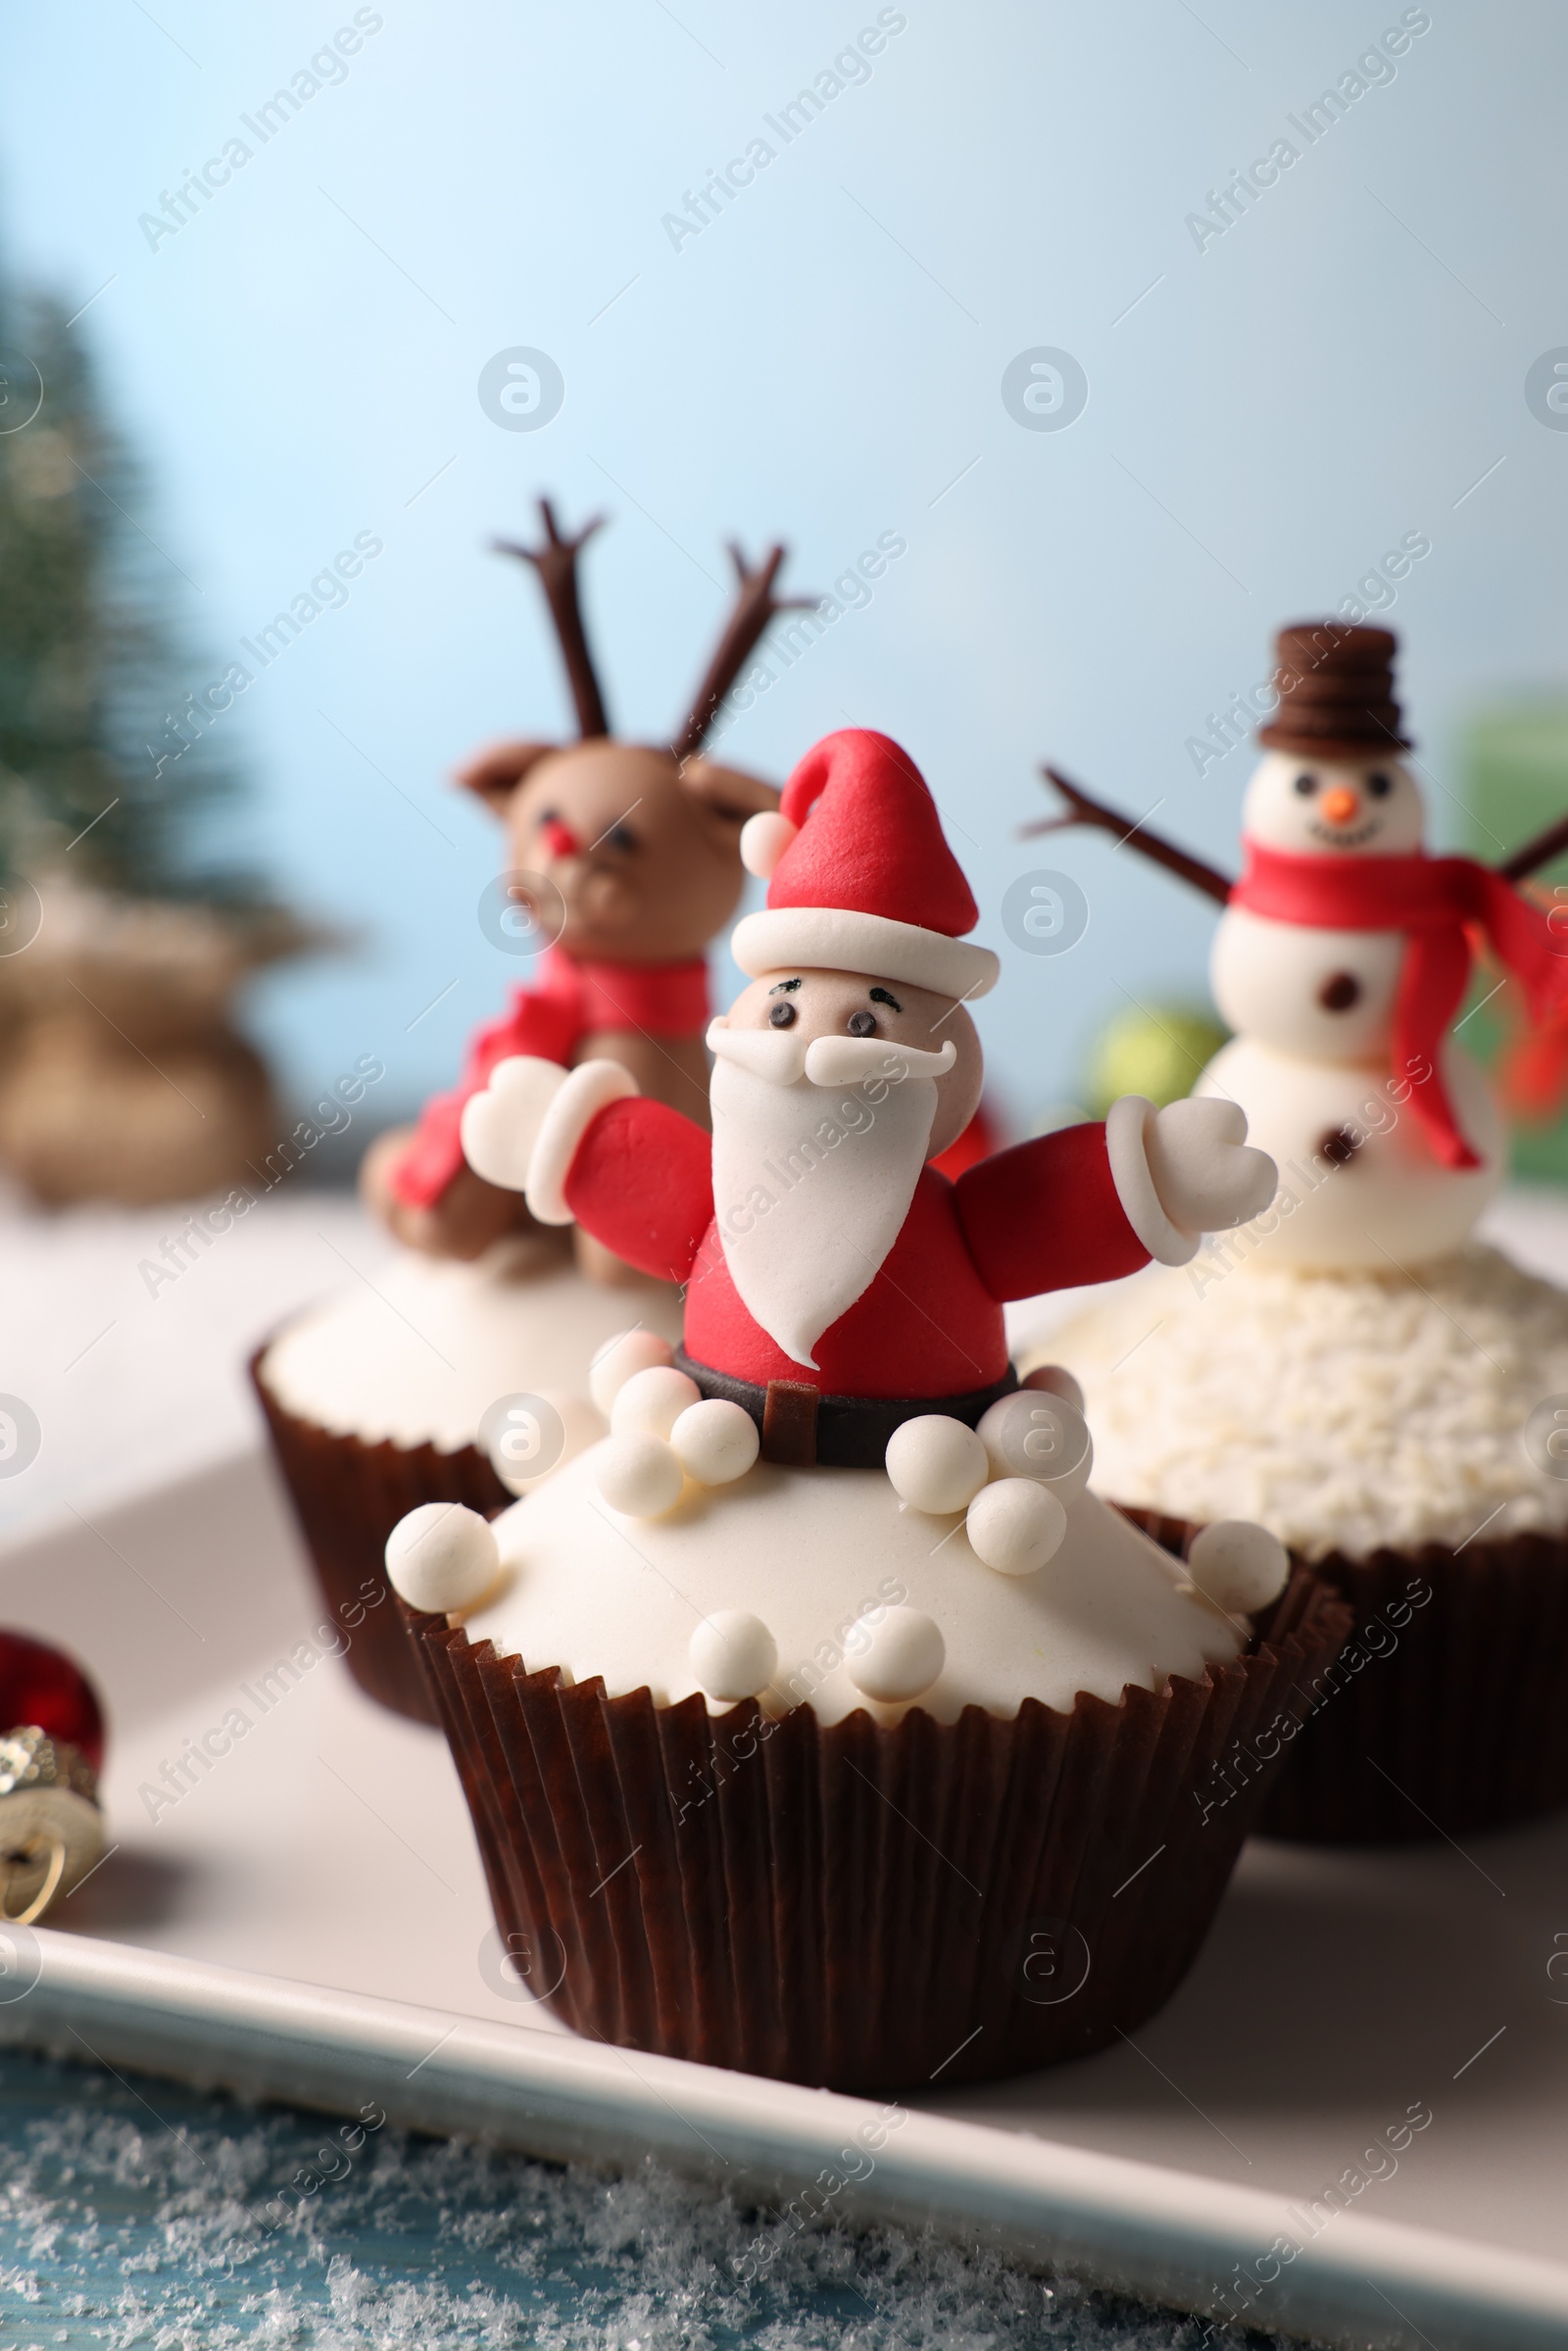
left=768, top=977, right=802, bottom=994
left=869, top=986, right=902, bottom=1011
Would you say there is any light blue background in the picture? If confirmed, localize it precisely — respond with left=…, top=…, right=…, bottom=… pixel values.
left=1, top=0, right=1562, bottom=1134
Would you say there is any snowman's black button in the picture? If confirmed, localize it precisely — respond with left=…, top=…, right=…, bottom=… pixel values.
left=1318, top=970, right=1361, bottom=1012
left=1319, top=1125, right=1362, bottom=1167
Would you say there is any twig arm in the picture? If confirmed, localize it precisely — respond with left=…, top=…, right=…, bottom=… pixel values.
left=1498, top=808, right=1568, bottom=883
left=1023, top=767, right=1234, bottom=905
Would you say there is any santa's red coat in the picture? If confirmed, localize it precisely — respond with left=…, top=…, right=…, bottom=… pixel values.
left=564, top=1102, right=1150, bottom=1396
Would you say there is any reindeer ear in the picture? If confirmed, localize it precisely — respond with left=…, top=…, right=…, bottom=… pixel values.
left=677, top=758, right=780, bottom=831
left=451, top=739, right=558, bottom=813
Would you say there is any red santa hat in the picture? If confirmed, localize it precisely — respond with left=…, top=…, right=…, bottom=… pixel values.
left=732, top=729, right=1001, bottom=1000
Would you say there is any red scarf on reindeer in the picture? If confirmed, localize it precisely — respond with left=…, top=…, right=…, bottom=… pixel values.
left=1232, top=842, right=1568, bottom=1170
left=392, top=949, right=710, bottom=1209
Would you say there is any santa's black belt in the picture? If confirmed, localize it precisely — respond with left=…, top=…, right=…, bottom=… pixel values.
left=672, top=1350, right=1019, bottom=1470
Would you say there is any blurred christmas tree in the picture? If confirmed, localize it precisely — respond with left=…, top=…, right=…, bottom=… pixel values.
left=0, top=272, right=315, bottom=1204
left=0, top=282, right=261, bottom=904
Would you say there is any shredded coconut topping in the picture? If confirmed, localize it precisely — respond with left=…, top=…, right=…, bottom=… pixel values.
left=1048, top=1245, right=1568, bottom=1560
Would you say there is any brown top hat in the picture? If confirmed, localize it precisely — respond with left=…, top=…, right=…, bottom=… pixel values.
left=1257, top=620, right=1411, bottom=760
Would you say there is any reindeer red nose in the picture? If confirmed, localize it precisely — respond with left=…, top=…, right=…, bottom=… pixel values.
left=539, top=816, right=580, bottom=860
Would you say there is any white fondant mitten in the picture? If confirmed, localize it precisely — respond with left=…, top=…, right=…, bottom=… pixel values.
left=459, top=1055, right=567, bottom=1193
left=1145, top=1096, right=1276, bottom=1235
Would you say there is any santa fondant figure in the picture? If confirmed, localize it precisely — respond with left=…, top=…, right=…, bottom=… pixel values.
left=459, top=728, right=1274, bottom=1463
left=1035, top=623, right=1568, bottom=1270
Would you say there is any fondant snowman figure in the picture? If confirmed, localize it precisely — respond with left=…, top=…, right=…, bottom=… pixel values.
left=1206, top=624, right=1507, bottom=1269
left=1042, top=623, right=1568, bottom=1271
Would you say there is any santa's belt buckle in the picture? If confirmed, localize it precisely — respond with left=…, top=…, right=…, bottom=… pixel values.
left=761, top=1381, right=818, bottom=1466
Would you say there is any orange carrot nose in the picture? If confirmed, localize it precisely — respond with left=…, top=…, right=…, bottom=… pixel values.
left=1320, top=786, right=1360, bottom=825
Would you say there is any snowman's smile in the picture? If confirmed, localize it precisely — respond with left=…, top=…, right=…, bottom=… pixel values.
left=1307, top=815, right=1384, bottom=850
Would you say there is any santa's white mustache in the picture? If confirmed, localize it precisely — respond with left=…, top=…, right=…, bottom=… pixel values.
left=707, top=1019, right=956, bottom=1088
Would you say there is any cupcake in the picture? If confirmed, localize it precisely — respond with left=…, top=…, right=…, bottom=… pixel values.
left=1038, top=621, right=1568, bottom=1840
left=383, top=727, right=1345, bottom=2087
left=253, top=1236, right=681, bottom=1722
left=397, top=1389, right=1346, bottom=2089
left=1046, top=1243, right=1568, bottom=1842
left=259, top=501, right=798, bottom=1717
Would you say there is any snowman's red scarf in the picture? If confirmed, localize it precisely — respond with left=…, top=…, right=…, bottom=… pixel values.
left=1233, top=841, right=1568, bottom=1169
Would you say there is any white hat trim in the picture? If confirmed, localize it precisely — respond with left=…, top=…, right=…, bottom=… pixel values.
left=731, top=907, right=1000, bottom=1000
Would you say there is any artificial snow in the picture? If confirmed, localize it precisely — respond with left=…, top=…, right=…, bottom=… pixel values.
left=0, top=2044, right=1263, bottom=2349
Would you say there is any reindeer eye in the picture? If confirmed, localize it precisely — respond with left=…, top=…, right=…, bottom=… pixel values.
left=846, top=1009, right=877, bottom=1039
left=768, top=1000, right=797, bottom=1029
left=606, top=824, right=638, bottom=853
left=1293, top=772, right=1317, bottom=797
left=1367, top=771, right=1392, bottom=799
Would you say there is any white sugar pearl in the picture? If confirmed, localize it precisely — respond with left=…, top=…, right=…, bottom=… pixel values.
left=595, top=1432, right=685, bottom=1518
left=689, top=1610, right=777, bottom=1701
left=611, top=1364, right=702, bottom=1441
left=845, top=1606, right=946, bottom=1704
left=976, top=1391, right=1093, bottom=1503
left=1186, top=1520, right=1289, bottom=1614
left=1021, top=1362, right=1085, bottom=1415
left=965, top=1479, right=1067, bottom=1577
left=588, top=1329, right=675, bottom=1418
left=884, top=1415, right=990, bottom=1515
left=671, top=1397, right=760, bottom=1486
left=384, top=1502, right=501, bottom=1613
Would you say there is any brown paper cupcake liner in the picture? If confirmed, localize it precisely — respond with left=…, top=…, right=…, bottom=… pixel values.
left=1120, top=1506, right=1568, bottom=1843
left=251, top=1347, right=509, bottom=1725
left=404, top=1570, right=1349, bottom=2092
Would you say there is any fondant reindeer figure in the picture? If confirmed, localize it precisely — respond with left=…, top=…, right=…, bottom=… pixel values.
left=363, top=501, right=805, bottom=1275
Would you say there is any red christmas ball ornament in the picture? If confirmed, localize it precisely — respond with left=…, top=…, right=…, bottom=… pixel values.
left=0, top=1630, right=108, bottom=1927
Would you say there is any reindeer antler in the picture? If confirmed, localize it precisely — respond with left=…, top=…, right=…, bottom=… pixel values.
left=1024, top=766, right=1234, bottom=906
left=493, top=499, right=611, bottom=741
left=670, top=543, right=813, bottom=762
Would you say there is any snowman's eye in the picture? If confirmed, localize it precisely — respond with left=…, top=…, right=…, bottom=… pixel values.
left=1367, top=772, right=1392, bottom=799
left=1293, top=772, right=1317, bottom=797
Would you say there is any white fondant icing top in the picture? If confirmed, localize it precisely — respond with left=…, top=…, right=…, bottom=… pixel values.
left=1046, top=1243, right=1568, bottom=1560
left=258, top=1244, right=683, bottom=1453
left=460, top=1444, right=1244, bottom=1724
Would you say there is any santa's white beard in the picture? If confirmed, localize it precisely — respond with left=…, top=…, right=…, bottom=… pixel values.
left=709, top=1050, right=939, bottom=1371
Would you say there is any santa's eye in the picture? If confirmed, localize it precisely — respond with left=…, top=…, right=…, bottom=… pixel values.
left=1367, top=772, right=1392, bottom=799
left=846, top=1009, right=877, bottom=1039
left=1293, top=772, right=1317, bottom=797
left=768, top=1000, right=797, bottom=1029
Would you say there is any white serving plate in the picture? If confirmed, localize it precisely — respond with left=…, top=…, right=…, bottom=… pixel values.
left=2, top=1443, right=1567, bottom=2351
